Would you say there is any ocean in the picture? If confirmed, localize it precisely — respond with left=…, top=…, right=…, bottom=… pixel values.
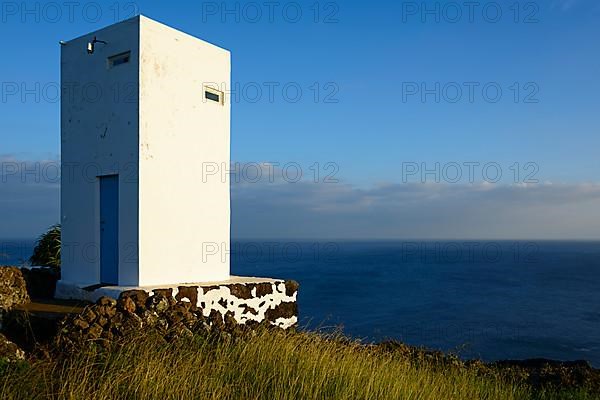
left=3, top=239, right=599, bottom=367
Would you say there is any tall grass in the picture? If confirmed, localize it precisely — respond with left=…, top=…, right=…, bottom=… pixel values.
left=0, top=329, right=541, bottom=400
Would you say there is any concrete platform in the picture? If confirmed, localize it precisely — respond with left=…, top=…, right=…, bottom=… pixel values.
left=56, top=276, right=299, bottom=329
left=15, top=299, right=87, bottom=317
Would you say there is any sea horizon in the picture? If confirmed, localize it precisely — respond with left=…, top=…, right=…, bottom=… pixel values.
left=3, top=239, right=598, bottom=367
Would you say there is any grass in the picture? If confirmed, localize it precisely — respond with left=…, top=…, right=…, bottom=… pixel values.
left=0, top=329, right=595, bottom=400
left=29, top=224, right=61, bottom=269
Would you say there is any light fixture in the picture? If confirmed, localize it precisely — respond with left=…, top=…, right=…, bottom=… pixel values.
left=87, top=36, right=108, bottom=55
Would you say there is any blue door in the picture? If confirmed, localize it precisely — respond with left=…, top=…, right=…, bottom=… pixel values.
left=100, top=175, right=119, bottom=285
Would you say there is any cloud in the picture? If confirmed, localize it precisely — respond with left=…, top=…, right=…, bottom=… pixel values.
left=0, top=156, right=60, bottom=239
left=2, top=157, right=600, bottom=240
left=232, top=179, right=600, bottom=240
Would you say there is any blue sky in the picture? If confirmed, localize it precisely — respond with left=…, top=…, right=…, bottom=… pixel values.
left=1, top=0, right=600, bottom=239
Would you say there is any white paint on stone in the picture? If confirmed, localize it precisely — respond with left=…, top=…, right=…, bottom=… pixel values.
left=55, top=276, right=299, bottom=329
left=274, top=316, right=298, bottom=329
left=194, top=282, right=297, bottom=328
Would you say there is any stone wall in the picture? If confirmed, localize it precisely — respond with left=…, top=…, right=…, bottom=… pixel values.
left=0, top=333, right=25, bottom=361
left=149, top=280, right=299, bottom=329
left=0, top=267, right=30, bottom=312
left=57, top=278, right=300, bottom=330
left=56, top=282, right=298, bottom=349
left=0, top=266, right=30, bottom=360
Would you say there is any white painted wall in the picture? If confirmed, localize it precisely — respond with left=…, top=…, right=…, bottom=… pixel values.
left=138, top=16, right=231, bottom=286
left=60, top=16, right=231, bottom=287
left=61, top=17, right=140, bottom=286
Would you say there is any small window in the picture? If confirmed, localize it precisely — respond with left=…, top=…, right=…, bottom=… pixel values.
left=204, top=86, right=224, bottom=105
left=205, top=91, right=220, bottom=102
left=108, top=51, right=131, bottom=68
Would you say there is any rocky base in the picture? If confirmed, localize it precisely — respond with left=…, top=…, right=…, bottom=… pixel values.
left=489, top=358, right=600, bottom=392
left=56, top=278, right=299, bottom=330
left=0, top=267, right=30, bottom=312
left=376, top=341, right=600, bottom=392
left=55, top=291, right=293, bottom=351
left=0, top=333, right=25, bottom=361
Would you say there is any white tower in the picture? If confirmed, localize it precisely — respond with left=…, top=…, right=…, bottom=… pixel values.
left=59, top=16, right=231, bottom=288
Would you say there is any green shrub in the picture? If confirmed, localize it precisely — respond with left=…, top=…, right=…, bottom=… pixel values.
left=0, top=358, right=29, bottom=377
left=29, top=225, right=61, bottom=269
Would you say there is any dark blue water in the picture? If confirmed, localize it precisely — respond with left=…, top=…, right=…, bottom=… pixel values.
left=231, top=241, right=600, bottom=367
left=0, top=240, right=36, bottom=266
left=3, top=239, right=599, bottom=366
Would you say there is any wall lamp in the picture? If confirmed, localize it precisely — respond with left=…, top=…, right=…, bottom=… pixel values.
left=87, top=37, right=108, bottom=55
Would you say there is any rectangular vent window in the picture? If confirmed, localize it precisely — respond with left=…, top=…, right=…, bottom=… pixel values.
left=108, top=51, right=131, bottom=68
left=204, top=87, right=224, bottom=105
